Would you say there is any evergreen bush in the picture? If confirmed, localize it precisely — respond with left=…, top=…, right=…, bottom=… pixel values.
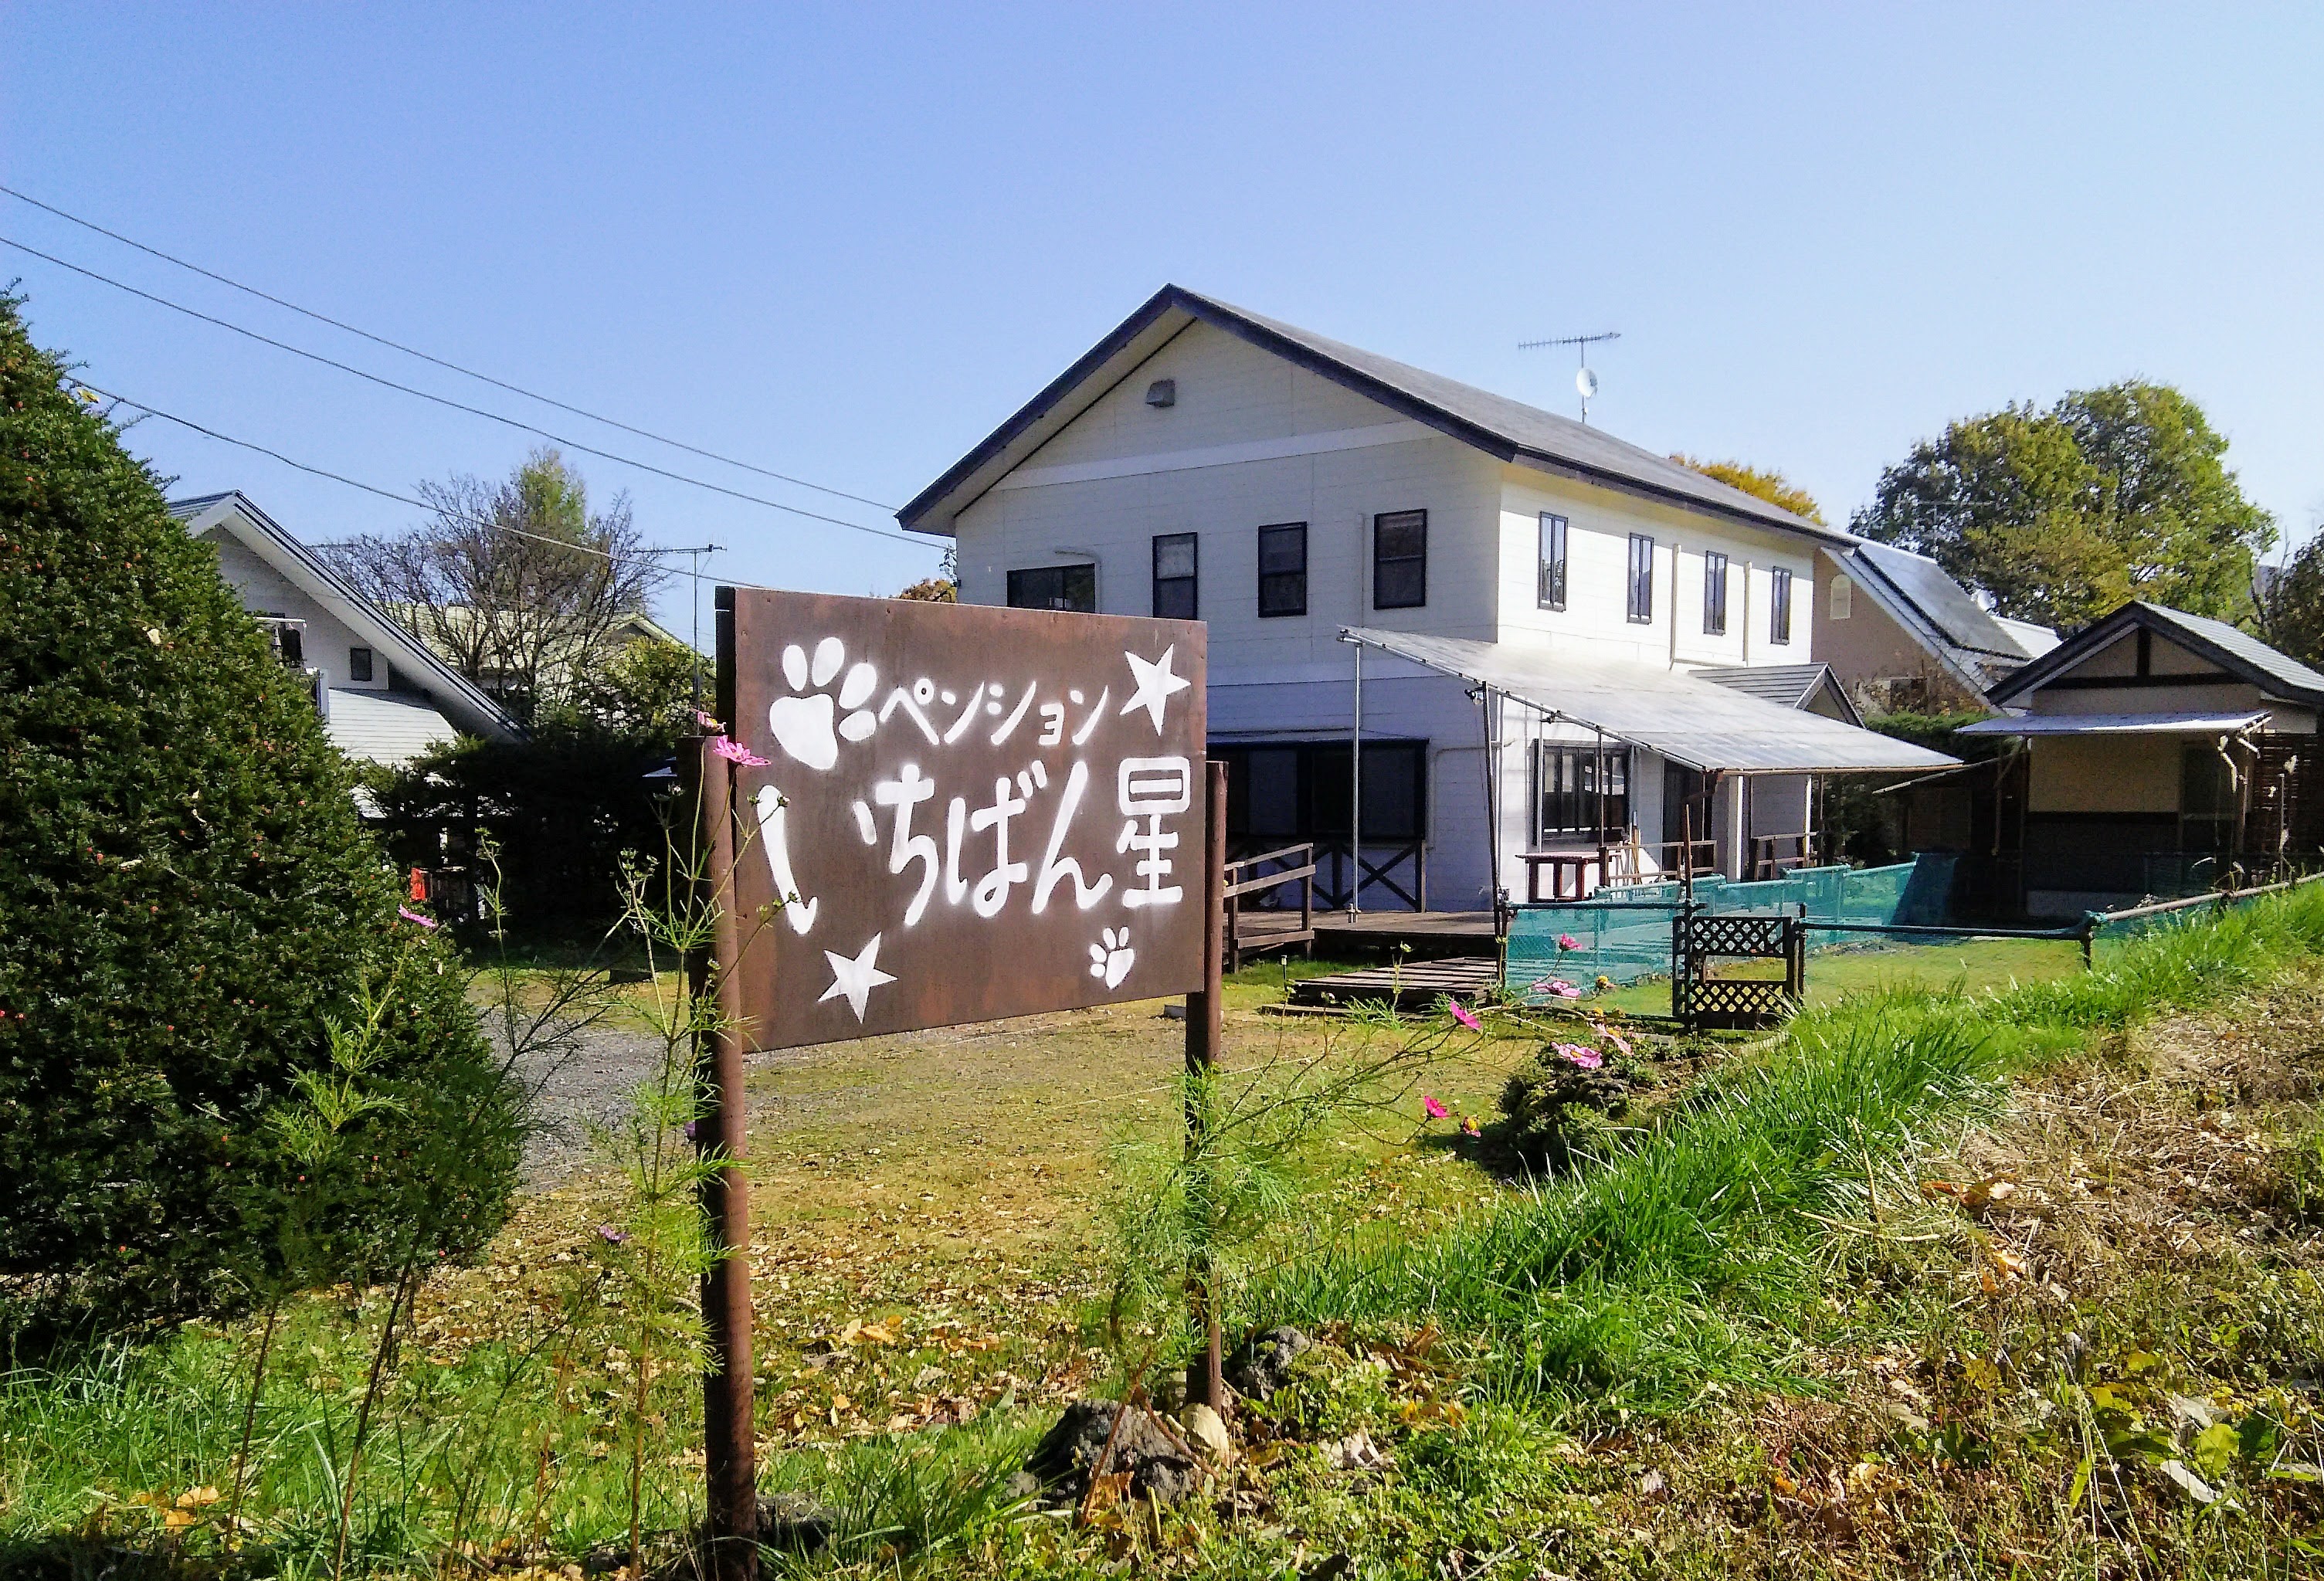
left=0, top=293, right=522, bottom=1327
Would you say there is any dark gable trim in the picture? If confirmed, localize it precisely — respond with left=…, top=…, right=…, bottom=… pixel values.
left=901, top=285, right=1847, bottom=545
left=1990, top=602, right=2324, bottom=709
left=897, top=287, right=1189, bottom=534
left=2041, top=672, right=2242, bottom=690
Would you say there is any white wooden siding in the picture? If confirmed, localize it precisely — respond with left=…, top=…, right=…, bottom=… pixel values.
left=203, top=531, right=389, bottom=691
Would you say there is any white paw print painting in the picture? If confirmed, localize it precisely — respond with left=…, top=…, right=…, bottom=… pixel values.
left=767, top=637, right=877, bottom=770
left=1088, top=927, right=1135, bottom=989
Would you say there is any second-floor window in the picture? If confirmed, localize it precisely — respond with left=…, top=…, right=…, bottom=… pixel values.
left=1366, top=509, right=1422, bottom=609
left=1373, top=509, right=1427, bottom=609
left=1152, top=533, right=1196, bottom=619
left=1258, top=522, right=1307, bottom=616
left=348, top=646, right=373, bottom=682
left=1702, top=551, right=1729, bottom=636
left=1770, top=566, right=1793, bottom=644
left=1627, top=534, right=1654, bottom=623
left=1537, top=512, right=1568, bottom=610
left=1006, top=563, right=1097, bottom=612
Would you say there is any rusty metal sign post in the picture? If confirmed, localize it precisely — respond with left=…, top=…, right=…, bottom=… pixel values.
left=692, top=589, right=1212, bottom=1576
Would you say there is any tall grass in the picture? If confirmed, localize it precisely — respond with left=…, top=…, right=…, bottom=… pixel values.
left=1250, top=879, right=2324, bottom=1406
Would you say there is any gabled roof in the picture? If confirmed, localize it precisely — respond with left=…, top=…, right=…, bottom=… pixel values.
left=170, top=490, right=521, bottom=742
left=1692, top=662, right=1862, bottom=724
left=1342, top=629, right=1953, bottom=775
left=1988, top=600, right=2324, bottom=709
left=900, top=286, right=1853, bottom=545
left=1830, top=541, right=2054, bottom=700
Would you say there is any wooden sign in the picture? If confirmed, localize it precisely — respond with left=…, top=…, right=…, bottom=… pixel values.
left=718, top=589, right=1208, bottom=1047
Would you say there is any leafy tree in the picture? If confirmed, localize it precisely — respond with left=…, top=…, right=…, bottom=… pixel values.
left=0, top=291, right=523, bottom=1327
left=894, top=575, right=955, bottom=602
left=1853, top=381, right=2275, bottom=629
left=567, top=634, right=711, bottom=736
left=2254, top=533, right=2324, bottom=667
left=1671, top=455, right=1824, bottom=523
left=325, top=448, right=666, bottom=722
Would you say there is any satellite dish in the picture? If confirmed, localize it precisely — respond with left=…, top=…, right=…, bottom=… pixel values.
left=1576, top=366, right=1600, bottom=399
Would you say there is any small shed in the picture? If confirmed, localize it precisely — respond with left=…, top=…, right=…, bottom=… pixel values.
left=1962, top=602, right=2324, bottom=915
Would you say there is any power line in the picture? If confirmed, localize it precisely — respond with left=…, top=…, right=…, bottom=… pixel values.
left=77, top=380, right=914, bottom=574
left=0, top=182, right=896, bottom=514
left=1, top=234, right=928, bottom=545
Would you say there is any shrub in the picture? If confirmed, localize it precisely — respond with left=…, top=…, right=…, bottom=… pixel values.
left=0, top=293, right=521, bottom=1326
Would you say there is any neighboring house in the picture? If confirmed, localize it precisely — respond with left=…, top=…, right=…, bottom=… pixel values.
left=390, top=603, right=687, bottom=711
left=1959, top=601, right=2324, bottom=916
left=1817, top=541, right=2058, bottom=717
left=899, top=286, right=1949, bottom=908
left=172, top=491, right=520, bottom=766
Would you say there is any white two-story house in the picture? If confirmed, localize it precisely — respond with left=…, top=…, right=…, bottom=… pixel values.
left=900, top=287, right=1949, bottom=910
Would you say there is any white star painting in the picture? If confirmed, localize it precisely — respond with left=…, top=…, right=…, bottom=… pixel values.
left=818, top=933, right=897, bottom=1020
left=1119, top=645, right=1191, bottom=733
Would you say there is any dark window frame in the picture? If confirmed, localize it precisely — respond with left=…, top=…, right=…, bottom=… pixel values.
left=1257, top=521, right=1308, bottom=618
left=1627, top=533, right=1655, bottom=624
left=1769, top=566, right=1793, bottom=645
left=1005, top=562, right=1098, bottom=613
left=1702, top=550, right=1729, bottom=636
left=1217, top=738, right=1427, bottom=843
left=1537, top=512, right=1568, bottom=610
left=1372, top=509, right=1427, bottom=609
left=1151, top=532, right=1197, bottom=620
left=1532, top=742, right=1632, bottom=843
left=348, top=644, right=373, bottom=682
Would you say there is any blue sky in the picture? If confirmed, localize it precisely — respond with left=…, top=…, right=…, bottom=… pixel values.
left=6, top=4, right=2318, bottom=643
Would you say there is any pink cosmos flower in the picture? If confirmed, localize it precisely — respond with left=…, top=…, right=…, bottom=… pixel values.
left=1461, top=1116, right=1481, bottom=1138
left=1556, top=934, right=1581, bottom=952
left=709, top=735, right=770, bottom=768
left=1450, top=1001, right=1481, bottom=1030
left=396, top=906, right=439, bottom=929
left=596, top=1223, right=629, bottom=1246
left=1554, top=1043, right=1603, bottom=1070
left=694, top=709, right=722, bottom=731
left=1592, top=1022, right=1633, bottom=1057
left=1534, top=979, right=1582, bottom=1000
left=1423, top=1096, right=1449, bottom=1120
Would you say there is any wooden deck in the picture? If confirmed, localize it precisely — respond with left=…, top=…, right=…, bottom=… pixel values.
left=1233, top=908, right=1497, bottom=961
left=1284, top=954, right=1501, bottom=1011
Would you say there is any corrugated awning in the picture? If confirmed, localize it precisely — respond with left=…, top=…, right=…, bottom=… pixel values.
left=1956, top=710, right=2270, bottom=737
left=1339, top=627, right=1957, bottom=775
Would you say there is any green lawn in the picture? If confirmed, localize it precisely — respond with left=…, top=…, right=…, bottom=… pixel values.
left=1582, top=934, right=2091, bottom=1016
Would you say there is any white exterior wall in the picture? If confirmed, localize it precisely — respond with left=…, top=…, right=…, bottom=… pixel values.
left=1494, top=470, right=1819, bottom=669
left=202, top=531, right=389, bottom=694
left=953, top=321, right=1505, bottom=651
left=948, top=320, right=1838, bottom=904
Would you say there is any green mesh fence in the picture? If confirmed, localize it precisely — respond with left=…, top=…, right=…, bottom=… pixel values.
left=1505, top=859, right=1928, bottom=998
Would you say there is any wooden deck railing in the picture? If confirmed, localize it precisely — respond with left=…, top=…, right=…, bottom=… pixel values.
left=1223, top=841, right=1316, bottom=972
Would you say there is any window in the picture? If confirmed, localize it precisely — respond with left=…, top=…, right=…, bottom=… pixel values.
left=1537, top=512, right=1568, bottom=610
left=1830, top=575, right=1853, bottom=620
left=1769, top=567, right=1793, bottom=644
left=2180, top=743, right=2237, bottom=853
left=1702, top=551, right=1729, bottom=636
left=1152, top=533, right=1197, bottom=619
left=1257, top=523, right=1307, bottom=617
left=1534, top=743, right=1630, bottom=843
left=1627, top=534, right=1655, bottom=623
left=1372, top=509, right=1427, bottom=609
left=348, top=645, right=373, bottom=683
left=1217, top=739, right=1426, bottom=842
left=1006, top=563, right=1097, bottom=612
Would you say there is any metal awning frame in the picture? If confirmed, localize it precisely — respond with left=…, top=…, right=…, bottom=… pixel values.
left=1335, top=627, right=1944, bottom=777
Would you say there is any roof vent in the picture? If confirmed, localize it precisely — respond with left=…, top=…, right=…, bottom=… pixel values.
left=1145, top=378, right=1176, bottom=409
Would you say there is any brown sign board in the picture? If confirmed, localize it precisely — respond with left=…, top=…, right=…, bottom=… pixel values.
left=716, top=589, right=1209, bottom=1049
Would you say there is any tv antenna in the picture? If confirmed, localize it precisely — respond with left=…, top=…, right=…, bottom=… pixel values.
left=1518, top=331, right=1621, bottom=423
